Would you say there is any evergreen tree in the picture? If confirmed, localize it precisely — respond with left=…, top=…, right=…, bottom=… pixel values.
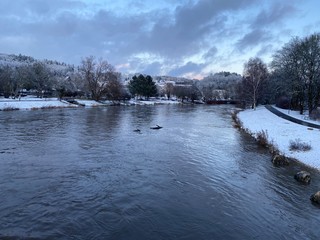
left=128, top=74, right=157, bottom=99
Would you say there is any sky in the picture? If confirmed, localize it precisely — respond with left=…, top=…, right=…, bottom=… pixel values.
left=0, top=0, right=319, bottom=79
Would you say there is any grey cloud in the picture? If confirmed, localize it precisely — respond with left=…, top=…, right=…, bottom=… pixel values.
left=0, top=0, right=266, bottom=75
left=141, top=62, right=163, bottom=76
left=0, top=0, right=314, bottom=77
left=132, top=0, right=256, bottom=60
left=174, top=0, right=255, bottom=29
left=256, top=44, right=274, bottom=57
left=1, top=7, right=148, bottom=63
left=0, top=0, right=257, bottom=71
left=251, top=3, right=297, bottom=29
left=203, top=47, right=218, bottom=60
left=0, top=0, right=85, bottom=17
left=233, top=1, right=298, bottom=56
left=168, top=61, right=206, bottom=76
left=236, top=29, right=273, bottom=51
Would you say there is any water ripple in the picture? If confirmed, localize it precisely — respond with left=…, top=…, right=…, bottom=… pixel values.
left=0, top=105, right=319, bottom=239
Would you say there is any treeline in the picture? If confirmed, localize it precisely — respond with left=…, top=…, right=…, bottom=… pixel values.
left=237, top=33, right=320, bottom=115
left=0, top=61, right=79, bottom=98
left=1, top=32, right=320, bottom=109
left=0, top=55, right=128, bottom=100
left=0, top=55, right=205, bottom=102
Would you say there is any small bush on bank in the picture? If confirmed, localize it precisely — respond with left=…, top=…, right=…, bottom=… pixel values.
left=256, top=130, right=269, bottom=147
left=289, top=139, right=311, bottom=152
left=268, top=140, right=280, bottom=155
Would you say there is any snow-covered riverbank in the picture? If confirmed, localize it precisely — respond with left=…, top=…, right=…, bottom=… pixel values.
left=0, top=97, right=76, bottom=110
left=0, top=97, right=181, bottom=110
left=238, top=106, right=320, bottom=170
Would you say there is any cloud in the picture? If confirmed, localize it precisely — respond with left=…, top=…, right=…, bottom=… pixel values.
left=0, top=0, right=318, bottom=77
left=236, top=29, right=273, bottom=51
left=168, top=61, right=206, bottom=77
left=251, top=3, right=298, bottom=29
left=136, top=0, right=257, bottom=59
left=0, top=0, right=85, bottom=18
left=141, top=62, right=163, bottom=75
left=233, top=1, right=300, bottom=62
left=203, top=47, right=218, bottom=60
left=0, top=0, right=258, bottom=73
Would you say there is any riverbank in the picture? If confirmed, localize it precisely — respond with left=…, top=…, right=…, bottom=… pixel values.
left=237, top=106, right=320, bottom=170
left=0, top=97, right=78, bottom=110
left=0, top=97, right=180, bottom=110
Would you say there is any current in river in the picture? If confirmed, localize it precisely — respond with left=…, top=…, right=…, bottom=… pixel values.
left=0, top=104, right=319, bottom=239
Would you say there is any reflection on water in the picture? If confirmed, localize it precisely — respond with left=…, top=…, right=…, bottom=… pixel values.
left=0, top=105, right=319, bottom=239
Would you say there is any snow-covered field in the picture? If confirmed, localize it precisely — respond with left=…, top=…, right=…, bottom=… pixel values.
left=238, top=106, right=320, bottom=170
left=127, top=99, right=180, bottom=105
left=0, top=97, right=76, bottom=110
left=0, top=97, right=181, bottom=110
left=274, top=106, right=320, bottom=126
left=76, top=99, right=109, bottom=107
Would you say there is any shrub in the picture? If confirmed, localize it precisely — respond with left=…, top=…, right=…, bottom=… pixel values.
left=289, top=139, right=311, bottom=151
left=268, top=139, right=280, bottom=155
left=256, top=130, right=280, bottom=155
left=256, top=130, right=269, bottom=147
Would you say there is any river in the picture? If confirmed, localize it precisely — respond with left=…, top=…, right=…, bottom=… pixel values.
left=0, top=104, right=319, bottom=239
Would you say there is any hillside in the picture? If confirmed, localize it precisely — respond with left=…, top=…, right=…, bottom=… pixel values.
left=0, top=53, right=74, bottom=72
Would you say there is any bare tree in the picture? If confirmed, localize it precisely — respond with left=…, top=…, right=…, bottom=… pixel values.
left=0, top=65, right=14, bottom=98
left=242, top=57, right=268, bottom=109
left=271, top=37, right=306, bottom=113
left=31, top=62, right=52, bottom=98
left=79, top=56, right=118, bottom=101
left=164, top=82, right=174, bottom=99
left=172, top=84, right=201, bottom=102
left=172, top=85, right=188, bottom=102
left=105, top=72, right=126, bottom=101
left=271, top=34, right=320, bottom=114
left=187, top=84, right=202, bottom=102
left=15, top=65, right=33, bottom=94
left=300, top=34, right=320, bottom=114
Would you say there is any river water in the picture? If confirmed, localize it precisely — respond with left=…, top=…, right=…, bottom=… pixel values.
left=0, top=105, right=319, bottom=239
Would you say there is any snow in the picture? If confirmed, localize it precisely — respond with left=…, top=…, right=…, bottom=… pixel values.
left=127, top=98, right=180, bottom=105
left=0, top=97, right=181, bottom=110
left=0, top=97, right=115, bottom=109
left=75, top=99, right=108, bottom=107
left=0, top=97, right=76, bottom=110
left=238, top=106, right=320, bottom=170
left=274, top=106, right=320, bottom=126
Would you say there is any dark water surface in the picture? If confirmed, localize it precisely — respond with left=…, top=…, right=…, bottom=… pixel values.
left=0, top=105, right=319, bottom=239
